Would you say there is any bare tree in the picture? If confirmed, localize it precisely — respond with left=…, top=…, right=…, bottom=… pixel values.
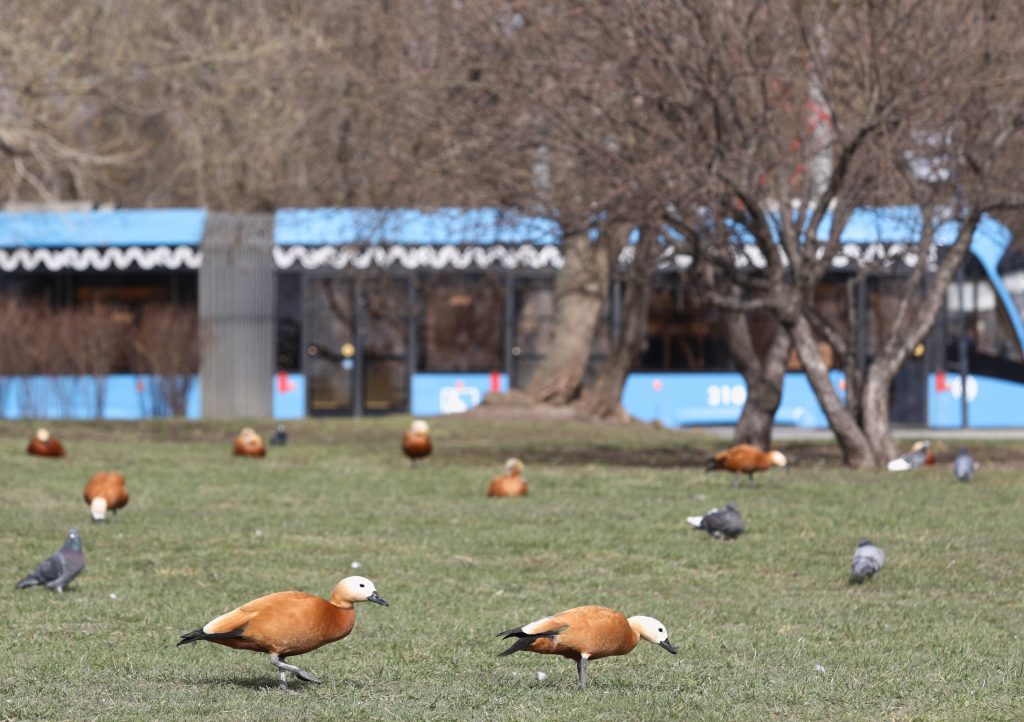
left=650, top=1, right=1024, bottom=466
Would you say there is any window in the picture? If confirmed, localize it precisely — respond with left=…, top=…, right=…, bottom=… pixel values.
left=419, top=273, right=503, bottom=372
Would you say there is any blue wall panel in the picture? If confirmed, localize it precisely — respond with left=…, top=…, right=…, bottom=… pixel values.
left=411, top=373, right=509, bottom=416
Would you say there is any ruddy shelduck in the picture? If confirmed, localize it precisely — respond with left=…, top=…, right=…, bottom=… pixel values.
left=83, top=471, right=129, bottom=522
left=177, top=576, right=388, bottom=690
left=488, top=458, right=528, bottom=497
left=886, top=440, right=933, bottom=471
left=497, top=605, right=676, bottom=689
left=402, top=419, right=432, bottom=466
left=27, top=428, right=64, bottom=457
left=233, top=427, right=266, bottom=457
left=706, top=443, right=786, bottom=486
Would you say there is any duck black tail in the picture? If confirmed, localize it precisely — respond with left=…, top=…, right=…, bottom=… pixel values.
left=496, top=625, right=568, bottom=657
left=176, top=625, right=247, bottom=647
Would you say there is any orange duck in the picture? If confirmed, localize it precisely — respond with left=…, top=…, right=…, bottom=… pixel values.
left=27, top=428, right=64, bottom=457
left=83, top=471, right=129, bottom=522
left=233, top=427, right=266, bottom=457
left=498, top=605, right=676, bottom=689
left=177, top=575, right=388, bottom=690
left=402, top=419, right=432, bottom=466
left=487, top=458, right=528, bottom=497
left=706, top=443, right=787, bottom=487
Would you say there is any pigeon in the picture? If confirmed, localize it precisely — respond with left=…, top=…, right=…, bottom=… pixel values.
left=686, top=503, right=746, bottom=540
left=269, top=424, right=288, bottom=446
left=953, top=447, right=978, bottom=482
left=886, top=441, right=931, bottom=471
left=849, top=539, right=885, bottom=583
left=16, top=528, right=85, bottom=593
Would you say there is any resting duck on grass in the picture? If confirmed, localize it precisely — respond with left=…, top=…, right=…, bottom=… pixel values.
left=402, top=419, right=432, bottom=466
left=706, top=443, right=787, bottom=487
left=886, top=440, right=933, bottom=471
left=233, top=427, right=266, bottom=457
left=27, top=428, right=64, bottom=457
left=497, top=605, right=676, bottom=689
left=83, top=471, right=129, bottom=522
left=177, top=576, right=388, bottom=690
left=487, top=458, right=528, bottom=497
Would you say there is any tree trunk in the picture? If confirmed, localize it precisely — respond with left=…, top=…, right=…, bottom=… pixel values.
left=728, top=316, right=791, bottom=449
left=861, top=370, right=898, bottom=462
left=524, top=227, right=622, bottom=404
left=576, top=225, right=659, bottom=418
left=787, top=313, right=879, bottom=467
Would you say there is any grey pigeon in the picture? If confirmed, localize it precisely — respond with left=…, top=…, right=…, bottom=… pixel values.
left=849, top=539, right=885, bottom=583
left=886, top=441, right=930, bottom=471
left=16, top=528, right=84, bottom=593
left=686, top=503, right=746, bottom=540
left=953, top=447, right=978, bottom=482
left=270, top=424, right=287, bottom=446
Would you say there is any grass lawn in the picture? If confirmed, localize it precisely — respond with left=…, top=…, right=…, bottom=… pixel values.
left=1, top=416, right=1022, bottom=721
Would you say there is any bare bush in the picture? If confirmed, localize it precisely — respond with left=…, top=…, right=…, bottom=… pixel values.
left=131, top=305, right=199, bottom=416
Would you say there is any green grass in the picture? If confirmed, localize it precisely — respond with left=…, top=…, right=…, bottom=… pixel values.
left=1, top=417, right=1023, bottom=721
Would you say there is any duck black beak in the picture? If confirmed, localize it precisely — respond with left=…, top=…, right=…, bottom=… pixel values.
left=367, top=590, right=389, bottom=606
left=659, top=639, right=677, bottom=654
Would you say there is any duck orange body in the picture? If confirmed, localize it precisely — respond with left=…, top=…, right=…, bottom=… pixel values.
left=706, top=443, right=787, bottom=486
left=233, top=427, right=266, bottom=457
left=27, top=428, right=64, bottom=457
left=83, top=471, right=129, bottom=522
left=498, top=605, right=675, bottom=688
left=402, top=419, right=432, bottom=465
left=488, top=458, right=528, bottom=497
left=178, top=576, right=388, bottom=689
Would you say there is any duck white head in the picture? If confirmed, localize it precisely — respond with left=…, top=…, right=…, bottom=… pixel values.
left=239, top=427, right=257, bottom=438
left=35, top=428, right=51, bottom=442
left=627, top=615, right=676, bottom=654
left=504, top=457, right=525, bottom=475
left=410, top=420, right=430, bottom=435
left=768, top=450, right=787, bottom=468
left=332, top=575, right=389, bottom=607
left=90, top=496, right=108, bottom=522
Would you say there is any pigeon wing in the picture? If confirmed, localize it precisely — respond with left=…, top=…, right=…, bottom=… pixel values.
left=45, top=550, right=84, bottom=590
left=25, top=552, right=63, bottom=586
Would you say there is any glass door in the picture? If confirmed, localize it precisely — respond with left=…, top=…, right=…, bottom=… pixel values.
left=305, top=277, right=356, bottom=415
left=360, top=276, right=410, bottom=414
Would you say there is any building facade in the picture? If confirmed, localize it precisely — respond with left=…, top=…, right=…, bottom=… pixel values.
left=1, top=207, right=1022, bottom=427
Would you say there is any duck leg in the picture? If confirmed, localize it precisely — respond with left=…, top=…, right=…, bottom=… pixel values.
left=576, top=655, right=588, bottom=689
left=269, top=654, right=322, bottom=689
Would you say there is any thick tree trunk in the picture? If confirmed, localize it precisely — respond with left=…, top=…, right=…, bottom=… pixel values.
left=788, top=314, right=879, bottom=467
left=576, top=226, right=659, bottom=418
left=728, top=316, right=790, bottom=449
left=861, top=370, right=898, bottom=462
left=524, top=226, right=623, bottom=404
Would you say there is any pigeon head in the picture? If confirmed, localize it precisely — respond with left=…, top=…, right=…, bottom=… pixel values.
left=856, top=538, right=873, bottom=548
left=64, top=528, right=82, bottom=551
left=725, top=502, right=738, bottom=512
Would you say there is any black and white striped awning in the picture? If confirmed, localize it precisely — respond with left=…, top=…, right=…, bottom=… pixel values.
left=0, top=241, right=936, bottom=273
